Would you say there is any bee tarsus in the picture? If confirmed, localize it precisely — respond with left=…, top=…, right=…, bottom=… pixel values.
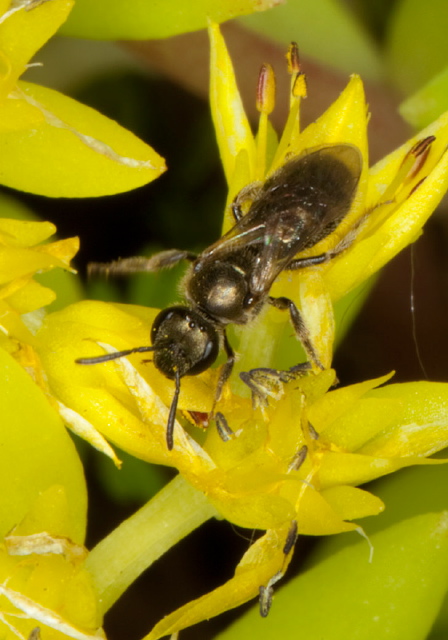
left=240, top=363, right=310, bottom=409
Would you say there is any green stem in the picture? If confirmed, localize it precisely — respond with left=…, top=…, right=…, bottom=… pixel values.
left=85, top=474, right=219, bottom=614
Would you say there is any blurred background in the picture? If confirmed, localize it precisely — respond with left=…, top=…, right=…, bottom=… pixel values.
left=2, top=0, right=448, bottom=637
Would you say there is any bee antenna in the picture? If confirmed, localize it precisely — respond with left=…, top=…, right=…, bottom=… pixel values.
left=166, top=369, right=181, bottom=450
left=76, top=345, right=155, bottom=365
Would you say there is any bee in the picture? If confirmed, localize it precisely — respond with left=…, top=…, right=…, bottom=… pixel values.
left=77, top=144, right=362, bottom=450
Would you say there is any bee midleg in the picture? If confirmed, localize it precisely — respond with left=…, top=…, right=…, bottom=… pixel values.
left=287, top=222, right=364, bottom=271
left=287, top=252, right=332, bottom=270
left=268, top=295, right=324, bottom=370
left=88, top=249, right=197, bottom=278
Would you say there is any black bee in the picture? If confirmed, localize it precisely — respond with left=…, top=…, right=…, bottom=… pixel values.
left=77, top=144, right=362, bottom=449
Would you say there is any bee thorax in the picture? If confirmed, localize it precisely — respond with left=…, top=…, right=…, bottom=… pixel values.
left=187, top=261, right=251, bottom=323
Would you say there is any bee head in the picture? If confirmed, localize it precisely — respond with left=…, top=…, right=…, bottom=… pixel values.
left=151, top=306, right=220, bottom=379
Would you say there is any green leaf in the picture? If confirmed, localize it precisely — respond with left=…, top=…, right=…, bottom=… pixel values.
left=400, top=66, right=448, bottom=130
left=239, top=0, right=383, bottom=81
left=0, top=348, right=87, bottom=542
left=386, top=0, right=448, bottom=95
left=60, top=0, right=279, bottom=40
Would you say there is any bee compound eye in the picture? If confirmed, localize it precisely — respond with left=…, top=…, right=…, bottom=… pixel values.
left=188, top=330, right=219, bottom=376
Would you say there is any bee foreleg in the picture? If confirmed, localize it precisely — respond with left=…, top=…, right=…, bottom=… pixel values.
left=268, top=295, right=324, bottom=370
left=211, top=335, right=236, bottom=441
left=213, top=331, right=236, bottom=405
left=231, top=181, right=263, bottom=222
left=88, top=249, right=197, bottom=278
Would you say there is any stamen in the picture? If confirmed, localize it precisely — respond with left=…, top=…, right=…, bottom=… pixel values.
left=258, top=571, right=284, bottom=617
left=307, top=421, right=319, bottom=441
left=292, top=72, right=307, bottom=99
left=256, top=63, right=276, bottom=180
left=256, top=63, right=276, bottom=115
left=381, top=135, right=436, bottom=202
left=288, top=445, right=308, bottom=472
left=271, top=43, right=306, bottom=170
left=286, top=42, right=300, bottom=74
left=214, top=412, right=235, bottom=442
left=287, top=42, right=307, bottom=102
left=283, top=520, right=298, bottom=556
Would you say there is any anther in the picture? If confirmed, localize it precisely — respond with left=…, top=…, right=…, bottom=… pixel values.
left=256, top=63, right=276, bottom=115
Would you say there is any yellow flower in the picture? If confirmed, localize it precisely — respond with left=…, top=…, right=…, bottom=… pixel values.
left=0, top=217, right=78, bottom=353
left=29, top=23, right=448, bottom=640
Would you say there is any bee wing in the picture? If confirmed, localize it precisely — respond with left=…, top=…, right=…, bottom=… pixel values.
left=199, top=213, right=268, bottom=262
left=249, top=144, right=363, bottom=293
left=248, top=210, right=304, bottom=293
left=201, top=144, right=362, bottom=292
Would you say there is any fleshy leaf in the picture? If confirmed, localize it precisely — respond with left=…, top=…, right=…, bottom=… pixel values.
left=60, top=0, right=282, bottom=39
left=0, top=347, right=87, bottom=543
left=0, top=81, right=165, bottom=196
left=0, top=0, right=73, bottom=99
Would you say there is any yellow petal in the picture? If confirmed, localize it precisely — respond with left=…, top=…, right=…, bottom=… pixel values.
left=360, top=381, right=448, bottom=457
left=321, top=485, right=385, bottom=521
left=309, top=372, right=394, bottom=433
left=0, top=218, right=56, bottom=246
left=145, top=525, right=291, bottom=640
left=4, top=279, right=56, bottom=314
left=296, top=75, right=369, bottom=156
left=209, top=22, right=256, bottom=196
